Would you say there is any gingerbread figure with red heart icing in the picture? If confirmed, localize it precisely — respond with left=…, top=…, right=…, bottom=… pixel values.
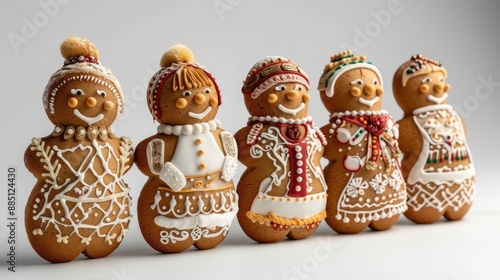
left=318, top=51, right=407, bottom=234
left=393, top=54, right=476, bottom=223
left=134, top=44, right=238, bottom=253
left=235, top=56, right=328, bottom=243
left=24, top=37, right=133, bottom=263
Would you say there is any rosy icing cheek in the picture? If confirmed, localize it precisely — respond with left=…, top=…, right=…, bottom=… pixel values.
left=103, top=101, right=115, bottom=111
left=68, top=97, right=78, bottom=108
left=376, top=87, right=384, bottom=96
left=209, top=97, right=218, bottom=106
left=420, top=84, right=429, bottom=93
left=267, top=93, right=278, bottom=104
left=351, top=87, right=361, bottom=97
left=176, top=98, right=187, bottom=109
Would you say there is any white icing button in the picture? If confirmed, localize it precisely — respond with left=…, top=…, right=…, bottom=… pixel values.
left=297, top=160, right=303, bottom=167
left=297, top=168, right=303, bottom=174
left=295, top=186, right=301, bottom=192
left=295, top=153, right=303, bottom=159
left=295, top=146, right=302, bottom=152
left=297, top=177, right=303, bottom=182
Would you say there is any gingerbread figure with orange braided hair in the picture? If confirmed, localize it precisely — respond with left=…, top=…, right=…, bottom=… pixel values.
left=134, top=44, right=238, bottom=253
left=318, top=51, right=407, bottom=234
left=235, top=56, right=328, bottom=243
left=393, top=54, right=476, bottom=224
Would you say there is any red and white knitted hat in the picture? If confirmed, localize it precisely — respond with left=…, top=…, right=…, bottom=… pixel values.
left=242, top=56, right=309, bottom=98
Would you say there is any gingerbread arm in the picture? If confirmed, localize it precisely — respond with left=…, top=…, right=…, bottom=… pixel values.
left=396, top=117, right=423, bottom=165
left=234, top=125, right=257, bottom=167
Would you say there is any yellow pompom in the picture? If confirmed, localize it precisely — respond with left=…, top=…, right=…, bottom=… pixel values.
left=160, top=44, right=195, bottom=68
left=60, top=37, right=99, bottom=60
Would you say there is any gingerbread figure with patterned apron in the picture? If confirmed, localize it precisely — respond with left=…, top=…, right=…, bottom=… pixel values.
left=135, top=44, right=238, bottom=253
left=393, top=54, right=476, bottom=224
left=318, top=51, right=407, bottom=234
left=236, top=56, right=328, bottom=243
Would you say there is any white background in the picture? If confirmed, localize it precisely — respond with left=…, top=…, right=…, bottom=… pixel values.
left=1, top=0, right=499, bottom=279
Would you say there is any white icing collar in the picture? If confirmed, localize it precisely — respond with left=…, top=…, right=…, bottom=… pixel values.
left=157, top=119, right=221, bottom=135
left=329, top=110, right=388, bottom=119
left=412, top=104, right=453, bottom=115
left=249, top=115, right=312, bottom=124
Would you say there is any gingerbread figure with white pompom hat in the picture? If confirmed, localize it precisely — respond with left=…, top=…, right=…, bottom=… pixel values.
left=318, top=51, right=407, bottom=234
left=393, top=54, right=476, bottom=224
left=24, top=37, right=133, bottom=263
left=235, top=55, right=328, bottom=243
left=134, top=44, right=238, bottom=253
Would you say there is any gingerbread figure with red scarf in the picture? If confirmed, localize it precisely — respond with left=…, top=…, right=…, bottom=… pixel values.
left=235, top=56, right=328, bottom=243
left=318, top=51, right=407, bottom=234
left=135, top=44, right=238, bottom=253
left=393, top=54, right=475, bottom=224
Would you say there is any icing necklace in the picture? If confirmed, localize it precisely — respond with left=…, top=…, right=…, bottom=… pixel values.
left=51, top=125, right=115, bottom=141
left=157, top=119, right=221, bottom=136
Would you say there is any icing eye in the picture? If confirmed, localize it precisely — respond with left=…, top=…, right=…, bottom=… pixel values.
left=274, top=84, right=287, bottom=91
left=422, top=77, right=432, bottom=83
left=371, top=78, right=379, bottom=85
left=71, top=89, right=85, bottom=96
left=183, top=91, right=192, bottom=97
left=438, top=77, right=444, bottom=82
left=97, top=90, right=106, bottom=97
left=351, top=79, right=363, bottom=86
left=204, top=88, right=211, bottom=94
left=294, top=84, right=303, bottom=91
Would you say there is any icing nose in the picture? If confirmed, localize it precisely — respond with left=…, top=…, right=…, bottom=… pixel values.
left=194, top=93, right=206, bottom=104
left=286, top=90, right=299, bottom=100
left=86, top=96, right=97, bottom=107
left=364, top=84, right=376, bottom=96
left=434, top=82, right=445, bottom=94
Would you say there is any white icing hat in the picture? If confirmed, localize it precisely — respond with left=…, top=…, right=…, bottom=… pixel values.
left=318, top=51, right=383, bottom=98
left=43, top=37, right=123, bottom=115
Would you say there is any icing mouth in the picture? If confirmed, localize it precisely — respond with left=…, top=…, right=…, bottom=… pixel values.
left=188, top=106, right=212, bottom=119
left=278, top=103, right=306, bottom=116
left=73, top=109, right=104, bottom=125
left=358, top=96, right=379, bottom=108
left=427, top=93, right=448, bottom=104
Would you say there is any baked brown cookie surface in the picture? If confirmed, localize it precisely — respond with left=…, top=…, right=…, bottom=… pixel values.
left=135, top=44, right=238, bottom=253
left=24, top=37, right=133, bottom=263
left=236, top=56, right=327, bottom=243
left=393, top=54, right=475, bottom=223
left=318, top=51, right=407, bottom=234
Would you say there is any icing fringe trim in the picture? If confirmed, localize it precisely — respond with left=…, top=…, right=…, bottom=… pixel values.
left=335, top=204, right=407, bottom=224
left=246, top=210, right=326, bottom=229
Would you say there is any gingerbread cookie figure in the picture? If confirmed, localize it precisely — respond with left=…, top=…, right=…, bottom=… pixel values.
left=24, top=37, right=133, bottom=263
left=135, top=44, right=238, bottom=253
left=393, top=54, right=476, bottom=224
left=318, top=51, right=407, bottom=234
left=235, top=56, right=327, bottom=243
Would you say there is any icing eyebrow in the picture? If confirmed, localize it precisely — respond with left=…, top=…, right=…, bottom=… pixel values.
left=70, top=89, right=85, bottom=95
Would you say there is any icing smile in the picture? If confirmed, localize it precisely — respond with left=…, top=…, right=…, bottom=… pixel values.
left=188, top=106, right=212, bottom=119
left=427, top=93, right=448, bottom=104
left=74, top=109, right=104, bottom=125
left=358, top=97, right=379, bottom=108
left=278, top=103, right=305, bottom=116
